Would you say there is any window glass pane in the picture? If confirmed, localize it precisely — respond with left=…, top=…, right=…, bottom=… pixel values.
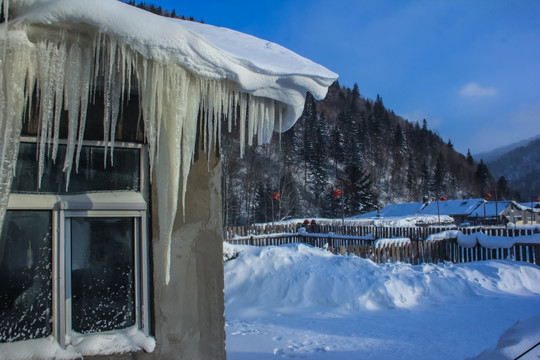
left=22, top=93, right=145, bottom=143
left=0, top=211, right=52, bottom=342
left=71, top=217, right=136, bottom=334
left=12, top=143, right=140, bottom=193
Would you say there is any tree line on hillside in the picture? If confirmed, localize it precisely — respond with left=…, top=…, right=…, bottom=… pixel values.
left=122, top=1, right=203, bottom=22
left=222, top=82, right=518, bottom=226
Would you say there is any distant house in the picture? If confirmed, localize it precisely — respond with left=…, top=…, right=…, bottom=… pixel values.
left=503, top=202, right=540, bottom=225
left=359, top=199, right=538, bottom=227
left=0, top=1, right=336, bottom=359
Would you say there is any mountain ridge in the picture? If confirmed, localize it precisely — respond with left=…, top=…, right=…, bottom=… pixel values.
left=475, top=134, right=540, bottom=164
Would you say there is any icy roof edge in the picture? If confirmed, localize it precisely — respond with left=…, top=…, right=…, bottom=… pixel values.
left=5, top=0, right=338, bottom=132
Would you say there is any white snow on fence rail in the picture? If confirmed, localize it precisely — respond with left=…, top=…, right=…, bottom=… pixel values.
left=374, top=237, right=411, bottom=248
left=425, top=230, right=461, bottom=242
left=231, top=232, right=297, bottom=241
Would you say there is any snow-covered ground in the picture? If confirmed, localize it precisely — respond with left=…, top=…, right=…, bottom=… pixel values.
left=224, top=242, right=540, bottom=359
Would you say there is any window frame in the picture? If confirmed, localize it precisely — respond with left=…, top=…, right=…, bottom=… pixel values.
left=4, top=138, right=151, bottom=350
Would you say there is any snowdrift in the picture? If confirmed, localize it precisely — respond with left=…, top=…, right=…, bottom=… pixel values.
left=224, top=243, right=540, bottom=314
left=224, top=243, right=540, bottom=359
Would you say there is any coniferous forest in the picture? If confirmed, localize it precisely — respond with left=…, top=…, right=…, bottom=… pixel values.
left=221, top=82, right=513, bottom=226
left=119, top=1, right=520, bottom=226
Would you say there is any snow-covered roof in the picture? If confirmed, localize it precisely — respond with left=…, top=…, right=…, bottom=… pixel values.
left=420, top=199, right=484, bottom=216
left=4, top=0, right=337, bottom=132
left=372, top=202, right=426, bottom=218
left=518, top=202, right=540, bottom=212
left=472, top=200, right=513, bottom=217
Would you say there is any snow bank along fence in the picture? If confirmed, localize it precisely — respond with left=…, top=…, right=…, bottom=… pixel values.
left=224, top=225, right=540, bottom=266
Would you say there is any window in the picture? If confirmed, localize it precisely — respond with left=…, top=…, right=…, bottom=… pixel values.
left=69, top=216, right=136, bottom=334
left=0, top=211, right=52, bottom=342
left=13, top=142, right=141, bottom=193
left=0, top=139, right=150, bottom=351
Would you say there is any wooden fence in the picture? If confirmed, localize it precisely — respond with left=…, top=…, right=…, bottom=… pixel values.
left=225, top=225, right=540, bottom=266
left=224, top=224, right=537, bottom=241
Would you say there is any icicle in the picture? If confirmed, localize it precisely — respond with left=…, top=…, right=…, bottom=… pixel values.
left=255, top=98, right=263, bottom=145
left=277, top=102, right=283, bottom=149
left=52, top=40, right=66, bottom=162
left=137, top=57, right=157, bottom=176
left=108, top=66, right=122, bottom=165
left=239, top=92, right=246, bottom=157
left=63, top=43, right=83, bottom=190
left=155, top=66, right=190, bottom=285
left=90, top=34, right=102, bottom=104
left=267, top=99, right=275, bottom=144
left=102, top=37, right=117, bottom=168
left=247, top=95, right=255, bottom=147
left=36, top=42, right=57, bottom=188
left=202, top=80, right=210, bottom=155
left=0, top=32, right=34, bottom=241
left=225, top=86, right=232, bottom=133
left=75, top=46, right=92, bottom=172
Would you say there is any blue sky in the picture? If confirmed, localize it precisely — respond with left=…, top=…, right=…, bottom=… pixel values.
left=153, top=0, right=540, bottom=155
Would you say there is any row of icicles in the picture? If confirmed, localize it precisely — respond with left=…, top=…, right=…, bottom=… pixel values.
left=0, top=26, right=286, bottom=283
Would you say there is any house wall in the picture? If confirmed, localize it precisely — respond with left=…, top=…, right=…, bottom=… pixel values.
left=502, top=207, right=535, bottom=225
left=101, top=149, right=226, bottom=359
left=151, top=150, right=225, bottom=359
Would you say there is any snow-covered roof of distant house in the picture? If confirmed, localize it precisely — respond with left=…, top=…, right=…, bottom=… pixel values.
left=419, top=199, right=484, bottom=216
left=372, top=202, right=426, bottom=218
left=474, top=201, right=513, bottom=217
left=350, top=202, right=454, bottom=226
left=518, top=202, right=540, bottom=211
left=5, top=0, right=337, bottom=132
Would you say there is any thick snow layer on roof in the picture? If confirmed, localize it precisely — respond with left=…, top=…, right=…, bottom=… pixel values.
left=480, top=201, right=512, bottom=217
left=420, top=199, right=484, bottom=216
left=5, top=0, right=337, bottom=131
left=371, top=202, right=426, bottom=218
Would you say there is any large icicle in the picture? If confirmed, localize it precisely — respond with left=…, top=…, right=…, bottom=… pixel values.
left=0, top=30, right=35, bottom=237
left=153, top=66, right=190, bottom=286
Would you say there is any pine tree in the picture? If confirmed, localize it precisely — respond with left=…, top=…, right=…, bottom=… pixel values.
left=475, top=160, right=490, bottom=197
left=343, top=161, right=377, bottom=215
left=299, top=93, right=318, bottom=192
left=466, top=149, right=474, bottom=165
left=329, top=125, right=343, bottom=177
left=253, top=182, right=270, bottom=223
left=497, top=176, right=509, bottom=200
left=307, top=112, right=329, bottom=212
left=420, top=161, right=431, bottom=196
left=431, top=153, right=447, bottom=197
